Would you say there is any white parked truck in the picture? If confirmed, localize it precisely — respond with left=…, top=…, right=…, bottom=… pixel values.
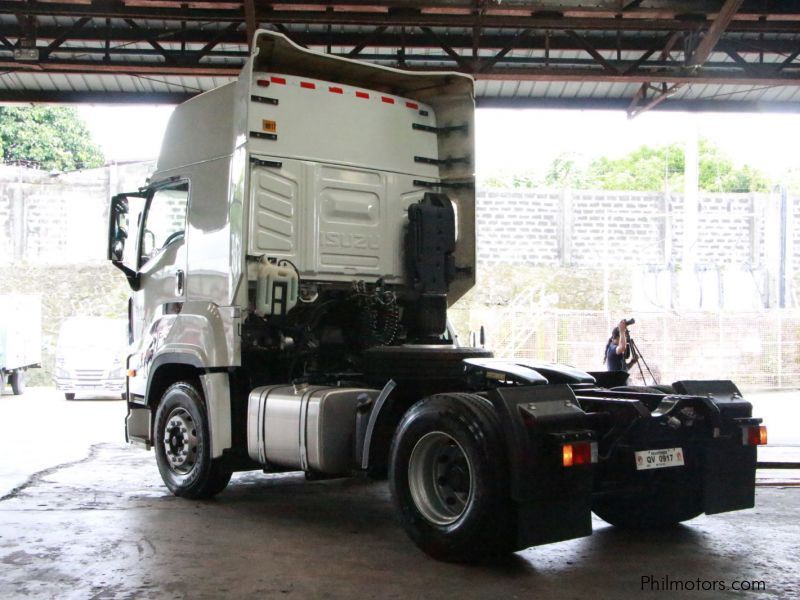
left=55, top=316, right=127, bottom=400
left=108, top=31, right=766, bottom=561
left=0, top=294, right=41, bottom=395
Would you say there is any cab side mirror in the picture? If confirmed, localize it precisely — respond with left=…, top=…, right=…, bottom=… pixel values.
left=108, top=193, right=142, bottom=290
left=108, top=196, right=128, bottom=262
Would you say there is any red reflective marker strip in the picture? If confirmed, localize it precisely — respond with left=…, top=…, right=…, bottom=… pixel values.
left=256, top=79, right=270, bottom=87
left=329, top=86, right=343, bottom=94
left=356, top=91, right=369, bottom=99
left=270, top=76, right=286, bottom=85
left=300, top=81, right=316, bottom=89
left=381, top=96, right=395, bottom=104
left=406, top=101, right=419, bottom=109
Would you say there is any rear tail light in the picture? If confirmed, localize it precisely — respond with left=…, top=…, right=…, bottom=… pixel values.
left=562, top=441, right=598, bottom=467
left=743, top=425, right=767, bottom=446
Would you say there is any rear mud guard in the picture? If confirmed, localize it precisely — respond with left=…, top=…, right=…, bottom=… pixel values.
left=487, top=385, right=595, bottom=547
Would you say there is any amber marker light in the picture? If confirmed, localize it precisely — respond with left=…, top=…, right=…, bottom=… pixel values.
left=562, top=444, right=574, bottom=467
left=745, top=425, right=768, bottom=446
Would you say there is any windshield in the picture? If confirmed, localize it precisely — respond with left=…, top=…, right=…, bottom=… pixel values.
left=57, top=318, right=127, bottom=353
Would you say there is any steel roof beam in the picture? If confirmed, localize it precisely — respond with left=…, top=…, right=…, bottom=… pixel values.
left=347, top=25, right=387, bottom=58
left=477, top=96, right=800, bottom=113
left=0, top=24, right=799, bottom=56
left=1, top=88, right=799, bottom=114
left=1, top=3, right=800, bottom=33
left=0, top=89, right=195, bottom=104
left=0, top=56, right=797, bottom=86
left=628, top=0, right=744, bottom=117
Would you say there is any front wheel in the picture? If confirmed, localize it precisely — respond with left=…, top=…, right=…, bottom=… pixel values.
left=64, top=393, right=76, bottom=401
left=389, top=393, right=515, bottom=562
left=154, top=380, right=231, bottom=499
left=9, top=369, right=25, bottom=395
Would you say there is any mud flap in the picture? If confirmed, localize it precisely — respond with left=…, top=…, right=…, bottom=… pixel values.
left=703, top=440, right=757, bottom=515
left=487, top=386, right=594, bottom=548
left=516, top=494, right=593, bottom=549
left=671, top=380, right=758, bottom=515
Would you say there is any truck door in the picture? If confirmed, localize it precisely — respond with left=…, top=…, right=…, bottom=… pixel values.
left=130, top=182, right=189, bottom=378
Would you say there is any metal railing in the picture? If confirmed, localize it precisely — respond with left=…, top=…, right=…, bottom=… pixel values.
left=455, top=304, right=800, bottom=389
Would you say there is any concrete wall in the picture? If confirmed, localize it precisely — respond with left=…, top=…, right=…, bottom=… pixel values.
left=0, top=162, right=154, bottom=265
left=477, top=188, right=772, bottom=269
left=0, top=165, right=789, bottom=276
left=1, top=163, right=798, bottom=384
left=477, top=188, right=795, bottom=309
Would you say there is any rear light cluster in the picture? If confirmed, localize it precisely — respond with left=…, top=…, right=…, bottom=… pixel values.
left=743, top=424, right=768, bottom=446
left=562, top=441, right=598, bottom=467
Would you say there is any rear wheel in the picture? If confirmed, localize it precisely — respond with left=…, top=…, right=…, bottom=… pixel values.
left=154, top=380, right=231, bottom=499
left=64, top=393, right=76, bottom=401
left=389, top=393, right=515, bottom=562
left=9, top=370, right=25, bottom=395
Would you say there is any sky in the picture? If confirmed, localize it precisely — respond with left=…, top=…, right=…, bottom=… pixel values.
left=77, top=104, right=800, bottom=180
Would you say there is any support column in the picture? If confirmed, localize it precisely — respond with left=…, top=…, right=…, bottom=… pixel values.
left=679, top=122, right=699, bottom=308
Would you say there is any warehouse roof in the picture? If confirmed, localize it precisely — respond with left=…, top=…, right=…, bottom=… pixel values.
left=1, top=1, right=800, bottom=115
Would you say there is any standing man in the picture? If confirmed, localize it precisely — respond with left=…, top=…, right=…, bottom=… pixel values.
left=605, top=319, right=638, bottom=372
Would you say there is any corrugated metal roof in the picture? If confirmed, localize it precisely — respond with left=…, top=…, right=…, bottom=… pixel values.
left=0, top=15, right=797, bottom=110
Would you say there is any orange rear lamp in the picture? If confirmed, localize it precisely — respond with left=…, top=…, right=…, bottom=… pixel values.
left=562, top=441, right=597, bottom=467
left=744, top=425, right=767, bottom=446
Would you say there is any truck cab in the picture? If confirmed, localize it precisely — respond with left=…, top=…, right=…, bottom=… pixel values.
left=108, top=31, right=765, bottom=562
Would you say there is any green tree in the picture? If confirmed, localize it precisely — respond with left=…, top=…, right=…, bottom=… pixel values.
left=544, top=154, right=585, bottom=189
left=542, top=139, right=769, bottom=193
left=583, top=143, right=684, bottom=191
left=0, top=106, right=104, bottom=171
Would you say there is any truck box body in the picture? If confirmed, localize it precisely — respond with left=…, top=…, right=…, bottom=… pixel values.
left=0, top=295, right=41, bottom=372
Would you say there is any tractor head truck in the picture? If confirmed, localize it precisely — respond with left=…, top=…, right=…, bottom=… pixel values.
left=108, top=31, right=766, bottom=562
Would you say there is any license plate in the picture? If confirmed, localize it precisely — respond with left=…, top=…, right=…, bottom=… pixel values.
left=634, top=447, right=685, bottom=470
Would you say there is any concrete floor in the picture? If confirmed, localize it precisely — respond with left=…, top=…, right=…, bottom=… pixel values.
left=1, top=388, right=798, bottom=599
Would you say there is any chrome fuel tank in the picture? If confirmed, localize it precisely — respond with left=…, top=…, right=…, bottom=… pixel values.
left=247, top=385, right=379, bottom=474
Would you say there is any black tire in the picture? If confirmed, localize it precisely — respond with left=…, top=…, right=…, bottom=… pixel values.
left=389, top=393, right=515, bottom=562
left=9, top=370, right=25, bottom=395
left=64, top=393, right=76, bottom=401
left=593, top=482, right=703, bottom=529
left=154, top=380, right=231, bottom=499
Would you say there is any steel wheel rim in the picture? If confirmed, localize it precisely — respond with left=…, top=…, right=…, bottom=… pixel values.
left=408, top=431, right=474, bottom=526
left=163, top=407, right=199, bottom=475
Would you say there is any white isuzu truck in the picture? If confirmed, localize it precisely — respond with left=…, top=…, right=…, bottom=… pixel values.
left=108, top=31, right=766, bottom=561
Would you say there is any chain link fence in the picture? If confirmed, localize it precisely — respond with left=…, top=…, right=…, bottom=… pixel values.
left=451, top=306, right=800, bottom=390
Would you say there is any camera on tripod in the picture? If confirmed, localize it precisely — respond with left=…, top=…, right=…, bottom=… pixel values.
left=623, top=318, right=635, bottom=326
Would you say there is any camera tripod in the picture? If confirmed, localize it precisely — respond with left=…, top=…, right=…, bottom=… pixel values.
left=626, top=332, right=658, bottom=386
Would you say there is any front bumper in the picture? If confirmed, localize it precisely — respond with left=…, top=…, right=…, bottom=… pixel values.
left=56, top=376, right=125, bottom=395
